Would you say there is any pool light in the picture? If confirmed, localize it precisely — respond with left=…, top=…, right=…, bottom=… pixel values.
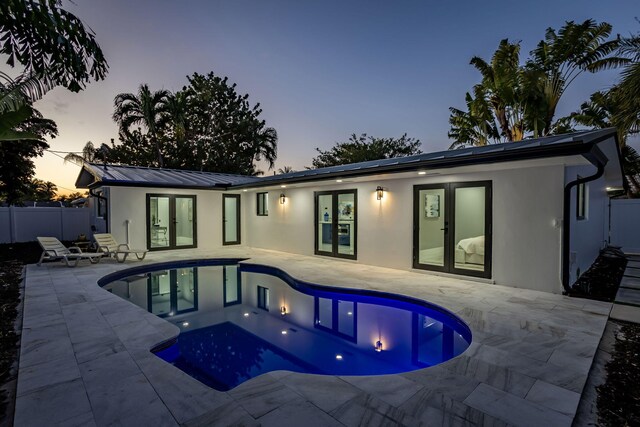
left=376, top=186, right=384, bottom=200
left=335, top=354, right=343, bottom=360
left=281, top=330, right=288, bottom=335
left=243, top=312, right=250, bottom=317
left=375, top=340, right=383, bottom=352
left=182, top=321, right=189, bottom=327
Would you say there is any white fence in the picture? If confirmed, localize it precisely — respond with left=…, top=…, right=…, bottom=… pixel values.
left=610, top=199, right=640, bottom=254
left=0, top=207, right=92, bottom=244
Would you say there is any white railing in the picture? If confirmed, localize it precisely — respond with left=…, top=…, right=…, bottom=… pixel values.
left=0, top=207, right=92, bottom=243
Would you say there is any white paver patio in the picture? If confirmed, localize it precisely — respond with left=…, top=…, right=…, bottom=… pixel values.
left=15, top=247, right=612, bottom=426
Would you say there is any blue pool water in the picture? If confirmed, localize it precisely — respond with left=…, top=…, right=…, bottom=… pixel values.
left=101, top=259, right=472, bottom=391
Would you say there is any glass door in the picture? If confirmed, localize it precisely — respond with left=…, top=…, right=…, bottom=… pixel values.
left=413, top=182, right=491, bottom=278
left=315, top=190, right=357, bottom=259
left=147, top=194, right=197, bottom=251
left=223, top=194, right=241, bottom=245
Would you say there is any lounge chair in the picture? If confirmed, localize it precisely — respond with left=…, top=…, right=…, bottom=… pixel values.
left=94, top=233, right=148, bottom=263
left=37, top=237, right=103, bottom=267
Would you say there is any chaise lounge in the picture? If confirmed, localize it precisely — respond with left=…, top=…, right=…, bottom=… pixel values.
left=37, top=237, right=103, bottom=267
left=94, top=233, right=148, bottom=263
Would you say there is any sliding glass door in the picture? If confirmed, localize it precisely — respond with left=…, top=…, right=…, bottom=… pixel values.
left=315, top=190, right=357, bottom=259
left=147, top=194, right=197, bottom=250
left=223, top=194, right=241, bottom=245
left=413, top=182, right=491, bottom=278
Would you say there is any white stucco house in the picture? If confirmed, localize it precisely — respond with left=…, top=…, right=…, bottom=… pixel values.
left=75, top=128, right=625, bottom=294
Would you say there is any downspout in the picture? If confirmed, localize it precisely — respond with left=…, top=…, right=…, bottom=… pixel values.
left=562, top=158, right=606, bottom=294
left=89, top=188, right=109, bottom=233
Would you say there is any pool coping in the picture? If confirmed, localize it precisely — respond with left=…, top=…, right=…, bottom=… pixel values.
left=14, top=247, right=612, bottom=426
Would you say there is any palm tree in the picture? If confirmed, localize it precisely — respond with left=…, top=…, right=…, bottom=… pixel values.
left=252, top=127, right=278, bottom=174
left=113, top=84, right=170, bottom=167
left=469, top=39, right=526, bottom=142
left=527, top=19, right=625, bottom=136
left=63, top=141, right=111, bottom=166
left=278, top=166, right=295, bottom=174
left=448, top=86, right=500, bottom=148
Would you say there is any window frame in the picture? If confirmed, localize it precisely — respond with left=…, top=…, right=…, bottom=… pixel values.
left=257, top=285, right=269, bottom=311
left=256, top=192, right=269, bottom=216
left=576, top=177, right=587, bottom=221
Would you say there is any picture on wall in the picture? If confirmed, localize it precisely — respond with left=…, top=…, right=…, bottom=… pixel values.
left=338, top=201, right=354, bottom=220
left=425, top=194, right=440, bottom=218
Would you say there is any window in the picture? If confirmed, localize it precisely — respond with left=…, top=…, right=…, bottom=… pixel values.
left=577, top=178, right=587, bottom=220
left=257, top=286, right=269, bottom=311
left=257, top=192, right=268, bottom=216
left=96, top=192, right=106, bottom=218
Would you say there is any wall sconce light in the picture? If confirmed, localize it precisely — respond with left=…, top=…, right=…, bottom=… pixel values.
left=280, top=193, right=286, bottom=204
left=280, top=305, right=287, bottom=316
left=375, top=340, right=383, bottom=352
left=376, top=186, right=384, bottom=200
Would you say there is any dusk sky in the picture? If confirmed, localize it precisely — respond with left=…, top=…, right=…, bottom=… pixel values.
left=9, top=0, right=640, bottom=194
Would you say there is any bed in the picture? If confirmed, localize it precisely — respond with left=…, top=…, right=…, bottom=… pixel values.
left=418, top=235, right=485, bottom=267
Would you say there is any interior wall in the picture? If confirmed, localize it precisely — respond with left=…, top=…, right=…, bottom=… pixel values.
left=244, top=163, right=567, bottom=293
left=454, top=186, right=485, bottom=242
left=418, top=189, right=445, bottom=250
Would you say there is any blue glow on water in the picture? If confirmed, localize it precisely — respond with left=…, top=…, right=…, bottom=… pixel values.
left=101, top=260, right=472, bottom=391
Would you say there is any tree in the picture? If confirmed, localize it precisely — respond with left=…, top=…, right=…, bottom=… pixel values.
left=278, top=166, right=295, bottom=174
left=449, top=19, right=624, bottom=147
left=0, top=0, right=106, bottom=204
left=27, top=178, right=57, bottom=201
left=311, top=133, right=422, bottom=168
left=0, top=0, right=108, bottom=93
left=56, top=191, right=86, bottom=203
left=113, top=84, right=170, bottom=167
left=0, top=104, right=57, bottom=204
left=63, top=141, right=111, bottom=166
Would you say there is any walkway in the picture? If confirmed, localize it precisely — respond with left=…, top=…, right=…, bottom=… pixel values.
left=610, top=254, right=640, bottom=322
left=15, top=248, right=611, bottom=426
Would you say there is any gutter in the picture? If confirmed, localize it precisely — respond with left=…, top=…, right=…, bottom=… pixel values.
left=89, top=188, right=109, bottom=233
left=562, top=145, right=608, bottom=294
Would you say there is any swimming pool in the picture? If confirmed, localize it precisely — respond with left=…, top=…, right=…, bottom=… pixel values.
left=101, top=259, right=472, bottom=391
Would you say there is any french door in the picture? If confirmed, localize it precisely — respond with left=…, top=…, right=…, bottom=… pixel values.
left=223, top=194, right=241, bottom=245
left=314, top=189, right=357, bottom=259
left=413, top=182, right=491, bottom=278
left=146, top=194, right=197, bottom=251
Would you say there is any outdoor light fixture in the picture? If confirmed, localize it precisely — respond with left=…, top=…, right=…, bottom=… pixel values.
left=281, top=330, right=288, bottom=335
left=418, top=171, right=427, bottom=175
left=243, top=312, right=250, bottom=317
left=280, top=305, right=287, bottom=316
left=336, top=179, right=343, bottom=183
left=281, top=185, right=287, bottom=188
left=376, top=186, right=384, bottom=200
left=280, top=193, right=286, bottom=204
left=182, top=321, right=189, bottom=327
left=335, top=354, right=343, bottom=360
left=375, top=340, right=383, bottom=352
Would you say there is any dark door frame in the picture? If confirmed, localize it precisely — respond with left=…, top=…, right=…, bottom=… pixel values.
left=146, top=194, right=197, bottom=251
left=314, top=189, right=358, bottom=260
left=412, top=181, right=492, bottom=279
left=222, top=194, right=241, bottom=245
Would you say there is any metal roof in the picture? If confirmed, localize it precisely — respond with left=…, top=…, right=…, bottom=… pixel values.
left=233, top=128, right=619, bottom=188
left=76, top=163, right=261, bottom=189
left=75, top=128, right=621, bottom=190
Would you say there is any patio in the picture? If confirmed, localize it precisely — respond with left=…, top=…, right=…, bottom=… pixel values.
left=14, top=247, right=611, bottom=426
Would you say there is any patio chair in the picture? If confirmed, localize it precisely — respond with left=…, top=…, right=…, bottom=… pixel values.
left=37, top=237, right=103, bottom=268
left=93, top=233, right=148, bottom=263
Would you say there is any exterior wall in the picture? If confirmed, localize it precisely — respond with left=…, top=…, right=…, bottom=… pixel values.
left=244, top=164, right=566, bottom=293
left=610, top=199, right=640, bottom=254
left=565, top=165, right=609, bottom=284
left=107, top=186, right=230, bottom=251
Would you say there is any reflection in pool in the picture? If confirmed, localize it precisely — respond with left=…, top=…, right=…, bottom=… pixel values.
left=101, top=260, right=472, bottom=391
